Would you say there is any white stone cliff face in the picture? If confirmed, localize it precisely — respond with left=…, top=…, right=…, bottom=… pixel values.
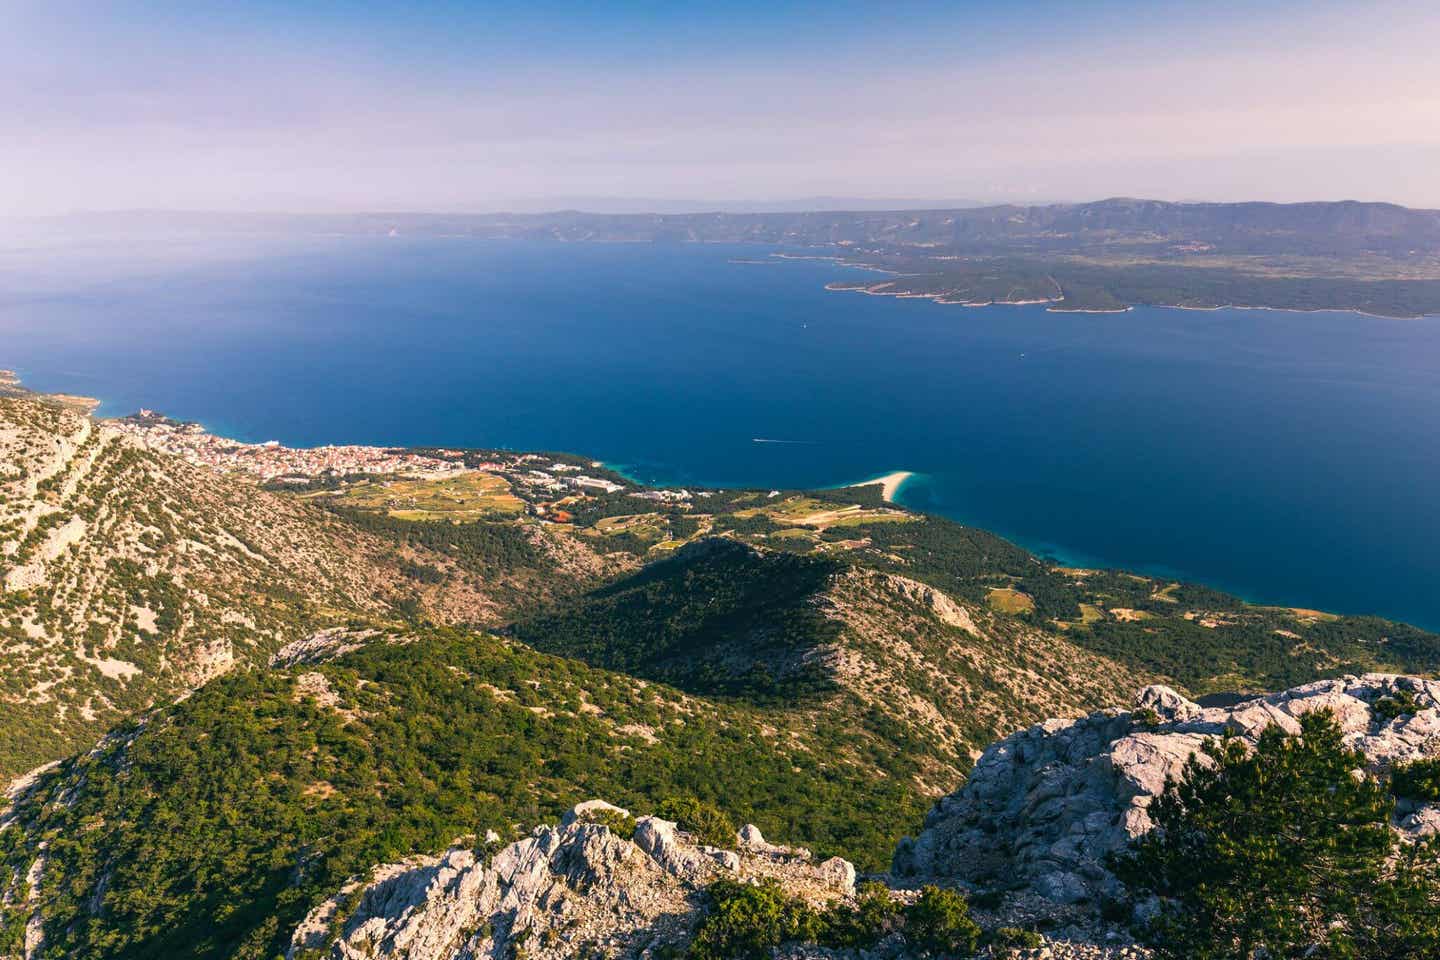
left=287, top=810, right=855, bottom=960
left=893, top=674, right=1440, bottom=905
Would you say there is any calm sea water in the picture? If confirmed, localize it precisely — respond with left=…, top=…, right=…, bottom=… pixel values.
left=3, top=232, right=1439, bottom=628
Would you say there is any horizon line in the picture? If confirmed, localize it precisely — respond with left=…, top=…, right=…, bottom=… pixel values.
left=6, top=195, right=1439, bottom=221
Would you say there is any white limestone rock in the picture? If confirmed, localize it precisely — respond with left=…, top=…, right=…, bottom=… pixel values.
left=894, top=674, right=1440, bottom=905
left=288, top=802, right=856, bottom=960
left=560, top=799, right=631, bottom=828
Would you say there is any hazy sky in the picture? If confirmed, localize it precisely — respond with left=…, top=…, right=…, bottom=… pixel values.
left=6, top=0, right=1440, bottom=214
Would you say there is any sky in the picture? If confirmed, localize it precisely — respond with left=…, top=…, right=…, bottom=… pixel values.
left=5, top=0, right=1440, bottom=215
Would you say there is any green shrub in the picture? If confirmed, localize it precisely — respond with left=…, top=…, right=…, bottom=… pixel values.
left=818, top=880, right=902, bottom=949
left=903, top=886, right=981, bottom=957
left=1131, top=707, right=1161, bottom=728
left=582, top=808, right=637, bottom=838
left=1391, top=757, right=1440, bottom=803
left=689, top=878, right=906, bottom=958
left=1113, top=710, right=1440, bottom=960
left=687, top=879, right=824, bottom=960
left=991, top=926, right=1043, bottom=952
left=1374, top=689, right=1424, bottom=721
left=656, top=796, right=737, bottom=849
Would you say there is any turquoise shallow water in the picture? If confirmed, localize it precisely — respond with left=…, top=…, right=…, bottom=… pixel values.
left=3, top=232, right=1440, bottom=628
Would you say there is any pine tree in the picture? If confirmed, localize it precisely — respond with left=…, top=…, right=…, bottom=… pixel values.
left=1114, top=710, right=1440, bottom=959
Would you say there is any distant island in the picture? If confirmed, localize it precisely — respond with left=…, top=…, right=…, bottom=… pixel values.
left=54, top=198, right=1440, bottom=317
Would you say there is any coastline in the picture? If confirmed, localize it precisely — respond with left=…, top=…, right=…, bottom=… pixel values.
left=1167, top=302, right=1434, bottom=321
left=846, top=470, right=914, bottom=503
left=808, top=264, right=1436, bottom=321
left=605, top=460, right=918, bottom=506
left=821, top=280, right=1136, bottom=313
left=14, top=363, right=1433, bottom=629
left=739, top=246, right=1438, bottom=320
left=0, top=369, right=103, bottom=414
left=821, top=278, right=1431, bottom=320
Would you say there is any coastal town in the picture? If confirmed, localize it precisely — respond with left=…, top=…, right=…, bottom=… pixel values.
left=107, top=408, right=667, bottom=517
left=109, top=410, right=475, bottom=480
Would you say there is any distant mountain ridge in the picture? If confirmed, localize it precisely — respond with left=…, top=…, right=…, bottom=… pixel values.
left=454, top=197, right=1440, bottom=257
left=29, top=198, right=1440, bottom=316
left=29, top=197, right=1440, bottom=257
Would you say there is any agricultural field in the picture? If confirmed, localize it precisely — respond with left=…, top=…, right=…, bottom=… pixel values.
left=733, top=494, right=914, bottom=531
left=986, top=586, right=1036, bottom=615
left=308, top=471, right=525, bottom=520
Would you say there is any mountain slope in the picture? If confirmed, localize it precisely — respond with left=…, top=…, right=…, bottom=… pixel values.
left=0, top=393, right=463, bottom=777
left=0, top=628, right=932, bottom=960
left=514, top=538, right=1154, bottom=787
left=6, top=380, right=1437, bottom=788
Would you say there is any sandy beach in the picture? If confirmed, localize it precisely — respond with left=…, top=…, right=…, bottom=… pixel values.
left=851, top=470, right=914, bottom=503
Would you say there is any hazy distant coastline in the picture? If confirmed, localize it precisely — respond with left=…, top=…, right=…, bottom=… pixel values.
left=24, top=198, right=1440, bottom=318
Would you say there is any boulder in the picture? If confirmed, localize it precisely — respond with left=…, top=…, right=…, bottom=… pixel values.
left=816, top=856, right=857, bottom=895
left=1133, top=685, right=1202, bottom=723
left=633, top=816, right=713, bottom=883
left=737, top=822, right=800, bottom=858
left=560, top=799, right=631, bottom=827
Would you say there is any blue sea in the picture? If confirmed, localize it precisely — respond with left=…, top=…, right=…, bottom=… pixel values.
left=4, top=231, right=1439, bottom=628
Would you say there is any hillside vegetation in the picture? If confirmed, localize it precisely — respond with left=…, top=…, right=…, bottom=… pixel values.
left=0, top=629, right=933, bottom=959
left=0, top=393, right=625, bottom=779
left=4, top=380, right=1440, bottom=959
left=0, top=394, right=412, bottom=776
left=514, top=538, right=1153, bottom=788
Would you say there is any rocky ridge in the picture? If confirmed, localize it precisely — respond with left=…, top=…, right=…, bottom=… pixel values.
left=894, top=674, right=1440, bottom=908
left=285, top=801, right=1144, bottom=960
left=813, top=566, right=1156, bottom=780
left=287, top=803, right=855, bottom=960
left=283, top=674, right=1440, bottom=960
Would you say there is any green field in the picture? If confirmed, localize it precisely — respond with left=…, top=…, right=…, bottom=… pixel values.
left=314, top=471, right=525, bottom=520
left=735, top=495, right=914, bottom=530
left=986, top=586, right=1036, bottom=615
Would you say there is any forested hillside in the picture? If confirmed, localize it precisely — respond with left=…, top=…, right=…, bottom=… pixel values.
left=0, top=629, right=934, bottom=959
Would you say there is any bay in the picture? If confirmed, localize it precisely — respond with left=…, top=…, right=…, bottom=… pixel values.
left=3, top=232, right=1438, bottom=628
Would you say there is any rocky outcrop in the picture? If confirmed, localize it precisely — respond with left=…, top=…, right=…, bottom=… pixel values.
left=269, top=628, right=400, bottom=668
left=876, top=573, right=981, bottom=636
left=894, top=675, right=1440, bottom=906
left=288, top=804, right=855, bottom=960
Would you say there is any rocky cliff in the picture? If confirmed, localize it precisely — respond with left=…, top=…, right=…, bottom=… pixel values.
left=275, top=674, right=1440, bottom=960
left=287, top=803, right=854, bottom=960
left=894, top=674, right=1440, bottom=907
